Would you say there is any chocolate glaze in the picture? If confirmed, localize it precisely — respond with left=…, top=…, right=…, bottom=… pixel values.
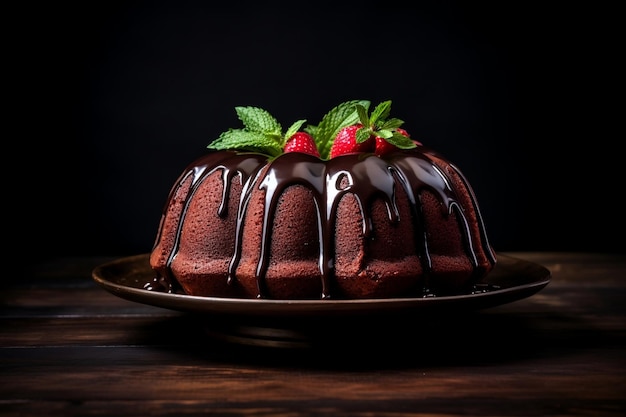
left=152, top=148, right=496, bottom=299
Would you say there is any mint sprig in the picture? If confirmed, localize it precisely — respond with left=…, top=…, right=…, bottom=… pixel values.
left=208, top=99, right=416, bottom=159
left=208, top=106, right=306, bottom=157
left=354, top=100, right=416, bottom=149
left=306, top=100, right=370, bottom=160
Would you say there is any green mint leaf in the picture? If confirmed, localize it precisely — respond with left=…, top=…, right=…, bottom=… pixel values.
left=376, top=129, right=394, bottom=139
left=379, top=118, right=404, bottom=130
left=355, top=127, right=372, bottom=144
left=235, top=106, right=282, bottom=136
left=356, top=104, right=370, bottom=126
left=284, top=119, right=307, bottom=143
left=386, top=132, right=417, bottom=149
left=369, top=100, right=392, bottom=126
left=304, top=124, right=319, bottom=137
left=315, top=99, right=370, bottom=159
left=208, top=129, right=283, bottom=156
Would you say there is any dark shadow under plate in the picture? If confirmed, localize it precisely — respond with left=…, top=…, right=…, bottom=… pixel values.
left=92, top=253, right=550, bottom=348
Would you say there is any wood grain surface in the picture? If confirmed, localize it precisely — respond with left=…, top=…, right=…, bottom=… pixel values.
left=1, top=252, right=625, bottom=416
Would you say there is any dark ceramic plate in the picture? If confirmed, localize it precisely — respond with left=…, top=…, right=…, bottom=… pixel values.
left=92, top=253, right=550, bottom=317
left=93, top=253, right=550, bottom=348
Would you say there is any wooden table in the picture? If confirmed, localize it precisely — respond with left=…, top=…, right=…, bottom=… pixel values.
left=2, top=252, right=625, bottom=416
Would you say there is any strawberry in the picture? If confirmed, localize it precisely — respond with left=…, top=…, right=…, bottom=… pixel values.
left=375, top=128, right=413, bottom=156
left=401, top=129, right=423, bottom=147
left=209, top=100, right=419, bottom=160
left=374, top=136, right=397, bottom=156
left=329, top=124, right=375, bottom=158
left=284, top=132, right=320, bottom=157
left=397, top=128, right=410, bottom=137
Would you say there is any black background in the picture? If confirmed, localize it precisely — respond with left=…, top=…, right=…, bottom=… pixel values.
left=12, top=1, right=622, bottom=260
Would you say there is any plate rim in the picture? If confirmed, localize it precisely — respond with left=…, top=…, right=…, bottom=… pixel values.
left=92, top=253, right=551, bottom=317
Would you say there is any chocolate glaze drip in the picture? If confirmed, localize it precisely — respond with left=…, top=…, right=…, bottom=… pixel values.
left=153, top=148, right=496, bottom=299
left=170, top=152, right=266, bottom=262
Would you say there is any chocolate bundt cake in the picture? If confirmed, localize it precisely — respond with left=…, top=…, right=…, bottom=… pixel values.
left=149, top=100, right=496, bottom=299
